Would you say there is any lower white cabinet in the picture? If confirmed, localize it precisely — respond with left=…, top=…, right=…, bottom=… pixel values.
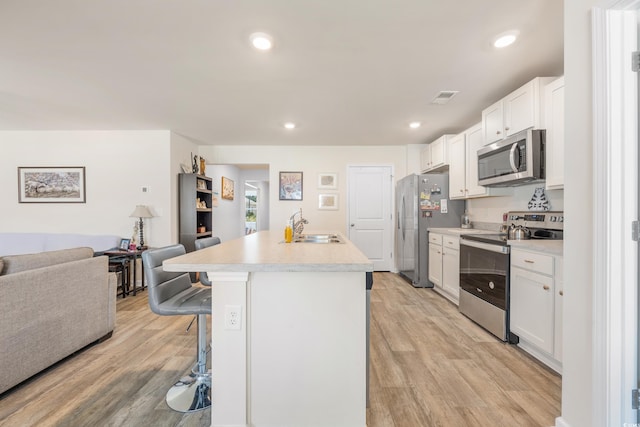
left=428, top=232, right=460, bottom=304
left=510, top=247, right=562, bottom=373
left=428, top=242, right=443, bottom=288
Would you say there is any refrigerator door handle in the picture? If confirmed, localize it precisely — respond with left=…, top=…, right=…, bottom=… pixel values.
left=401, top=195, right=406, bottom=240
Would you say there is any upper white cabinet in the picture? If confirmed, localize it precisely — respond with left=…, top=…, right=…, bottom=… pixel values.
left=544, top=76, right=565, bottom=190
left=449, top=123, right=509, bottom=200
left=482, top=77, right=556, bottom=145
left=421, top=135, right=453, bottom=172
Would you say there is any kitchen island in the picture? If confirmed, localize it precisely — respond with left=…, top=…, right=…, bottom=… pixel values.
left=163, top=230, right=373, bottom=427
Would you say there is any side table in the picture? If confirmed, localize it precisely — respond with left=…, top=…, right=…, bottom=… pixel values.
left=104, top=249, right=147, bottom=296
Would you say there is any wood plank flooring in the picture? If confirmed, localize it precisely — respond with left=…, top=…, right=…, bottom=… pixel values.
left=0, top=273, right=560, bottom=426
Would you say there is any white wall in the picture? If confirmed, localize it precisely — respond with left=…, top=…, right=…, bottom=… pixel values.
left=199, top=145, right=407, bottom=235
left=170, top=132, right=200, bottom=243
left=562, top=1, right=595, bottom=426
left=207, top=164, right=244, bottom=242
left=467, top=184, right=564, bottom=224
left=0, top=131, right=177, bottom=247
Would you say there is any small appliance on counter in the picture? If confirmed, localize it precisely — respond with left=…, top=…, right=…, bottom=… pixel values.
left=458, top=210, right=564, bottom=342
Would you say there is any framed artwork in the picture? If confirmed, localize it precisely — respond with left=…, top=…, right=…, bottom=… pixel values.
left=119, top=238, right=131, bottom=250
left=221, top=176, right=234, bottom=200
left=318, top=193, right=338, bottom=210
left=279, top=171, right=303, bottom=200
left=18, top=166, right=86, bottom=203
left=318, top=173, right=337, bottom=189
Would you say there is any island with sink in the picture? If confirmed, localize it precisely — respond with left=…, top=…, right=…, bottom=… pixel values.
left=163, top=230, right=373, bottom=427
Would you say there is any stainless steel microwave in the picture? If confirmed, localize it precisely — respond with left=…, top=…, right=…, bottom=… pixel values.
left=477, top=128, right=545, bottom=187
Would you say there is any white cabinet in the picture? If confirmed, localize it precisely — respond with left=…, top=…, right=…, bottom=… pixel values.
left=448, top=132, right=467, bottom=199
left=421, top=135, right=453, bottom=172
left=449, top=123, right=508, bottom=200
left=441, top=236, right=460, bottom=301
left=544, top=76, right=565, bottom=190
left=482, top=77, right=556, bottom=145
left=429, top=232, right=460, bottom=304
left=510, top=247, right=562, bottom=373
left=428, top=243, right=443, bottom=288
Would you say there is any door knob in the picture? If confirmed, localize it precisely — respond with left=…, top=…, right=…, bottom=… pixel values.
left=350, top=224, right=355, bottom=227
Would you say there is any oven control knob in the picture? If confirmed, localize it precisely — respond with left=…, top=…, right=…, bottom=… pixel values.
left=488, top=281, right=495, bottom=290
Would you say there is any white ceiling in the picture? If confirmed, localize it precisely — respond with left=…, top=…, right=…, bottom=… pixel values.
left=0, top=0, right=563, bottom=146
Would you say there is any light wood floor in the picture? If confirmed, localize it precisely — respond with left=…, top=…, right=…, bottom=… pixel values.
left=0, top=273, right=560, bottom=426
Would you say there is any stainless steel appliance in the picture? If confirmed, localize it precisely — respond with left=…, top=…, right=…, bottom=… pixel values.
left=395, top=173, right=464, bottom=287
left=458, top=210, right=563, bottom=341
left=477, top=129, right=546, bottom=187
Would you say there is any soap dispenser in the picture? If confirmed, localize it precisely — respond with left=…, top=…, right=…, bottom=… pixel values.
left=461, top=210, right=471, bottom=229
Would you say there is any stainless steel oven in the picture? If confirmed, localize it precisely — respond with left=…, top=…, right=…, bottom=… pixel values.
left=459, top=234, right=511, bottom=341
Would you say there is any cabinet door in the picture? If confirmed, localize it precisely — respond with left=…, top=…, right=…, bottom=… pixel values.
left=504, top=80, right=535, bottom=137
left=554, top=256, right=563, bottom=362
left=464, top=123, right=489, bottom=198
left=430, top=137, right=445, bottom=169
left=420, top=145, right=431, bottom=172
left=428, top=243, right=442, bottom=288
left=482, top=100, right=504, bottom=144
left=448, top=133, right=466, bottom=199
left=510, top=266, right=554, bottom=354
left=545, top=76, right=565, bottom=190
left=442, top=248, right=459, bottom=301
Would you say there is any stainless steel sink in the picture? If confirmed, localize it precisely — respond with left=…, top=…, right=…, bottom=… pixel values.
left=293, top=234, right=344, bottom=243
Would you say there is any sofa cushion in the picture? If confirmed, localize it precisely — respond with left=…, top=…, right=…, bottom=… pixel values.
left=1, top=247, right=94, bottom=275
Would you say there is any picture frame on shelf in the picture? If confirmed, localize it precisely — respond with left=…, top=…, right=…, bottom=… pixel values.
left=18, top=166, right=86, bottom=203
left=197, top=179, right=207, bottom=190
left=318, top=193, right=338, bottom=210
left=119, top=238, right=131, bottom=250
left=222, top=176, right=234, bottom=200
left=279, top=171, right=303, bottom=200
left=318, top=173, right=337, bottom=190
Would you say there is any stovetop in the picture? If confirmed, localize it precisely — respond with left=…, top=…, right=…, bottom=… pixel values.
left=461, top=233, right=509, bottom=246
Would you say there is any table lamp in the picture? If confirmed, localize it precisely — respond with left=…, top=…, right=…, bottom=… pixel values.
left=130, top=205, right=153, bottom=249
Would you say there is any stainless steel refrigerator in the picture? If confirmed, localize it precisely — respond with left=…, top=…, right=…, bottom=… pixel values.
left=396, top=173, right=464, bottom=287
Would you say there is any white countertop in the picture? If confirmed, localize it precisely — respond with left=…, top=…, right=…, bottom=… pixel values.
left=163, top=230, right=374, bottom=273
left=428, top=227, right=496, bottom=236
left=508, top=239, right=563, bottom=256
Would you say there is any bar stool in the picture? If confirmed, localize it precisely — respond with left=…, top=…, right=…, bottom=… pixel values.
left=194, top=237, right=221, bottom=286
left=142, top=244, right=212, bottom=412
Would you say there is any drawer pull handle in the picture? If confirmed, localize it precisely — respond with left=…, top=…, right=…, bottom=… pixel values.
left=524, top=259, right=535, bottom=263
left=543, top=285, right=550, bottom=291
left=559, top=290, right=564, bottom=296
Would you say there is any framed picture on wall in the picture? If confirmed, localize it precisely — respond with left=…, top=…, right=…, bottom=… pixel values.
left=279, top=171, right=303, bottom=200
left=222, top=176, right=234, bottom=200
left=318, top=193, right=338, bottom=210
left=318, top=173, right=337, bottom=189
left=18, top=166, right=86, bottom=203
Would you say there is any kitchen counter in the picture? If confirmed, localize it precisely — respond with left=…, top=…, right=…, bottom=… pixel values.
left=162, top=230, right=370, bottom=427
left=163, top=230, right=373, bottom=273
left=427, top=227, right=495, bottom=236
left=508, top=239, right=563, bottom=256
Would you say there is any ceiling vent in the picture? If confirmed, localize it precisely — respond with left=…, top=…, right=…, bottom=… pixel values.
left=431, top=91, right=459, bottom=105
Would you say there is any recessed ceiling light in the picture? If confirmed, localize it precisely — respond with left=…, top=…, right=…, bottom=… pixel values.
left=284, top=122, right=296, bottom=129
left=493, top=31, right=519, bottom=48
left=409, top=122, right=421, bottom=129
left=250, top=32, right=273, bottom=50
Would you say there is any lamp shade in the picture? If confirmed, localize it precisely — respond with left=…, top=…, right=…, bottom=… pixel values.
left=129, top=205, right=153, bottom=218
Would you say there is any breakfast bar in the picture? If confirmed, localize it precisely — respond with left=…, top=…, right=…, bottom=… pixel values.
left=162, top=230, right=373, bottom=427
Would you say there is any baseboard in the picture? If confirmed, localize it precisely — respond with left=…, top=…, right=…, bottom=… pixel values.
left=555, top=416, right=570, bottom=427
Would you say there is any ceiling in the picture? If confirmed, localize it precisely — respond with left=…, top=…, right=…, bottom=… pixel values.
left=0, top=1, right=563, bottom=146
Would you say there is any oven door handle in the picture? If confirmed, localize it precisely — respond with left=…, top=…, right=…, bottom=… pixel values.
left=460, top=239, right=510, bottom=254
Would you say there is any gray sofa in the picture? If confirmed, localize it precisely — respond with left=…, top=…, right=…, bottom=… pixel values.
left=0, top=247, right=116, bottom=394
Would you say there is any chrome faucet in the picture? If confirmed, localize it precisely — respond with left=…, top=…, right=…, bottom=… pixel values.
left=289, top=208, right=308, bottom=237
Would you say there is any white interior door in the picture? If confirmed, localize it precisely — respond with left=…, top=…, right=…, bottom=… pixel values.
left=347, top=165, right=393, bottom=271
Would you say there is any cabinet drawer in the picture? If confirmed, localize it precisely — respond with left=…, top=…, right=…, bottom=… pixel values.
left=511, top=249, right=553, bottom=276
left=443, top=236, right=459, bottom=250
left=428, top=233, right=443, bottom=245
